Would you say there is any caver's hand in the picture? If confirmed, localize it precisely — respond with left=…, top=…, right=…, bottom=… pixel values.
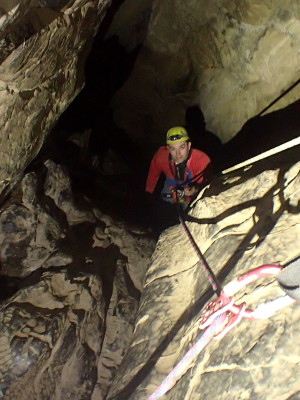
left=184, top=186, right=198, bottom=197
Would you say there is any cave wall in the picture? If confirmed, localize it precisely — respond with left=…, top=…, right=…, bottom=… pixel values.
left=111, top=0, right=300, bottom=150
left=1, top=0, right=300, bottom=203
left=0, top=0, right=111, bottom=202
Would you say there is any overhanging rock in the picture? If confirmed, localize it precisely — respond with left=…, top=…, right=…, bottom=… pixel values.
left=111, top=0, right=300, bottom=146
left=0, top=0, right=111, bottom=202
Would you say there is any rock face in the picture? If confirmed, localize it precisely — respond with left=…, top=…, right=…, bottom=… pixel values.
left=1, top=1, right=300, bottom=399
left=0, top=270, right=105, bottom=400
left=0, top=167, right=74, bottom=278
left=0, top=0, right=110, bottom=201
left=92, top=259, right=139, bottom=400
left=111, top=0, right=300, bottom=147
left=2, top=1, right=300, bottom=204
left=0, top=159, right=156, bottom=399
left=106, top=146, right=300, bottom=399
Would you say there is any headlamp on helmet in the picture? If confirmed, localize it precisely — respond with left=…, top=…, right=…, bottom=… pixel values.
left=166, top=126, right=189, bottom=145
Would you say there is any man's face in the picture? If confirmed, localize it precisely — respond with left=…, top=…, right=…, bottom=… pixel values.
left=168, top=141, right=191, bottom=164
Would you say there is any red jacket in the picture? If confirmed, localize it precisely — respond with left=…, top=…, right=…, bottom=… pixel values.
left=145, top=146, right=211, bottom=193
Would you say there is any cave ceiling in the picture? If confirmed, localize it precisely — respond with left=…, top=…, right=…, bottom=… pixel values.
left=0, top=0, right=300, bottom=202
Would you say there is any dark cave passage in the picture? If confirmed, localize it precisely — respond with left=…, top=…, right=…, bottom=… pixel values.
left=34, top=4, right=150, bottom=227
left=32, top=0, right=300, bottom=234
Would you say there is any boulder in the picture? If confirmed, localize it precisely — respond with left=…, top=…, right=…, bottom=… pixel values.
left=44, top=159, right=96, bottom=226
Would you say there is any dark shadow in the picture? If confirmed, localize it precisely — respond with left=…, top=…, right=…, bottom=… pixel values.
left=55, top=34, right=142, bottom=142
left=220, top=99, right=300, bottom=172
left=29, top=3, right=150, bottom=229
left=185, top=105, right=223, bottom=169
left=48, top=0, right=145, bottom=175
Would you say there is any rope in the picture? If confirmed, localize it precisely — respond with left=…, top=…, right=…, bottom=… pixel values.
left=177, top=209, right=222, bottom=296
left=147, top=76, right=300, bottom=394
left=147, top=191, right=297, bottom=399
left=148, top=314, right=227, bottom=400
left=258, top=77, right=300, bottom=117
left=170, top=167, right=222, bottom=296
left=215, top=75, right=300, bottom=175
left=221, top=135, right=300, bottom=175
left=147, top=270, right=295, bottom=399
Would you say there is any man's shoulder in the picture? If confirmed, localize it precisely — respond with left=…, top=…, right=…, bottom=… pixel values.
left=190, top=148, right=210, bottom=161
left=154, top=146, right=169, bottom=158
left=156, top=145, right=168, bottom=153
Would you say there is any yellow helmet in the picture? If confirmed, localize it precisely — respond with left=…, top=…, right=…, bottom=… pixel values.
left=166, top=126, right=189, bottom=145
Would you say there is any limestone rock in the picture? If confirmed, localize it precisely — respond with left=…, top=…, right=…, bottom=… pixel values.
left=0, top=270, right=105, bottom=400
left=0, top=170, right=72, bottom=277
left=93, top=208, right=156, bottom=292
left=93, top=225, right=111, bottom=249
left=0, top=157, right=153, bottom=398
left=107, top=0, right=153, bottom=51
left=92, top=259, right=139, bottom=400
left=106, top=147, right=300, bottom=399
left=0, top=0, right=110, bottom=201
left=111, top=0, right=300, bottom=145
left=44, top=159, right=96, bottom=225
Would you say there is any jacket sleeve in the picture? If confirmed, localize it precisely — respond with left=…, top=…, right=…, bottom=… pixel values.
left=192, top=151, right=212, bottom=184
left=145, top=151, right=162, bottom=193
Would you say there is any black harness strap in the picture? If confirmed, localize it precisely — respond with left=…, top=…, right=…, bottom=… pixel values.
left=168, top=156, right=189, bottom=186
